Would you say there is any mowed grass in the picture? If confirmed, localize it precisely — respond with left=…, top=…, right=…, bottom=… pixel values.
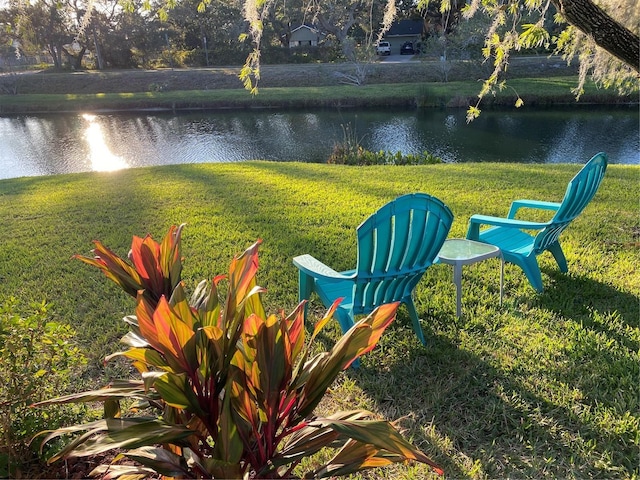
left=0, top=76, right=632, bottom=113
left=0, top=161, right=638, bottom=478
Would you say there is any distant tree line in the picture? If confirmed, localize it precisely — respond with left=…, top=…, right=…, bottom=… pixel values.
left=0, top=0, right=422, bottom=70
left=1, top=0, right=250, bottom=69
left=0, top=0, right=637, bottom=115
left=0, top=0, right=567, bottom=72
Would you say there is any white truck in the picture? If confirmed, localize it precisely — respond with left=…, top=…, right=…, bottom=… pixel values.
left=376, top=41, right=391, bottom=56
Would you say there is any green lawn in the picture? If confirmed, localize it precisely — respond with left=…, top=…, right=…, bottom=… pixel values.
left=0, top=162, right=638, bottom=478
left=0, top=76, right=634, bottom=113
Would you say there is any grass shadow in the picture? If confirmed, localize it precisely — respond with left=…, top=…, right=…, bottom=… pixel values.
left=541, top=268, right=639, bottom=346
left=348, top=323, right=637, bottom=478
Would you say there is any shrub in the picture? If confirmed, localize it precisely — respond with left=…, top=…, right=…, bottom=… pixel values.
left=328, top=123, right=443, bottom=165
left=261, top=45, right=344, bottom=64
left=0, top=300, right=86, bottom=478
left=35, top=225, right=443, bottom=478
left=328, top=144, right=443, bottom=165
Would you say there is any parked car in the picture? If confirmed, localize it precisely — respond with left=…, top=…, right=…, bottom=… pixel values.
left=400, top=42, right=415, bottom=55
left=376, top=41, right=391, bottom=56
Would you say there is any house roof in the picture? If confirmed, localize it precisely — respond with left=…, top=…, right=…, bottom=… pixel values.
left=385, top=20, right=424, bottom=36
left=291, top=24, right=320, bottom=34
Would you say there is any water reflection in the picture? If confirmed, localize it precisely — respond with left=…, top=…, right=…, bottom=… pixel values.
left=0, top=106, right=637, bottom=180
left=82, top=114, right=129, bottom=172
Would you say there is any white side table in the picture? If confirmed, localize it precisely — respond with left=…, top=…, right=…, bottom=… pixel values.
left=436, top=239, right=503, bottom=318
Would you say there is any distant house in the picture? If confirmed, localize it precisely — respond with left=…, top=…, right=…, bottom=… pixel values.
left=381, top=20, right=424, bottom=53
left=288, top=25, right=325, bottom=48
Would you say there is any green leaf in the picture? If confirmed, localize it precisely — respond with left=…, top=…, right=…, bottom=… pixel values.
left=104, top=399, right=121, bottom=419
left=32, top=382, right=147, bottom=407
left=466, top=105, right=481, bottom=123
left=309, top=418, right=444, bottom=476
left=296, top=303, right=398, bottom=418
left=37, top=419, right=109, bottom=459
left=310, top=442, right=403, bottom=477
left=120, top=331, right=149, bottom=349
left=159, top=223, right=184, bottom=294
left=519, top=23, right=550, bottom=49
left=214, top=388, right=244, bottom=464
left=153, top=373, right=202, bottom=414
left=168, top=283, right=195, bottom=329
left=75, top=242, right=143, bottom=299
left=106, top=347, right=170, bottom=371
left=51, top=418, right=193, bottom=461
left=272, top=411, right=370, bottom=468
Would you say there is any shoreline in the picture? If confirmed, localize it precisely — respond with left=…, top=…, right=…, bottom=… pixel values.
left=1, top=61, right=637, bottom=114
left=2, top=100, right=637, bottom=117
left=0, top=83, right=636, bottom=115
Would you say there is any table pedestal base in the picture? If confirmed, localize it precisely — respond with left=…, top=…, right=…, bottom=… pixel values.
left=437, top=239, right=503, bottom=318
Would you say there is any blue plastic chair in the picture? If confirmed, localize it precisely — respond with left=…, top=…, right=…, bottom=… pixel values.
left=466, top=152, right=607, bottom=292
left=293, top=193, right=453, bottom=344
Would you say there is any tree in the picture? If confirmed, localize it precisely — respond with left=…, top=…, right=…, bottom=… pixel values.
left=239, top=0, right=638, bottom=100
left=551, top=0, right=638, bottom=69
left=2, top=0, right=115, bottom=70
left=3, top=0, right=637, bottom=100
left=421, top=9, right=491, bottom=82
left=443, top=0, right=639, bottom=120
left=5, top=1, right=69, bottom=69
left=310, top=0, right=361, bottom=57
left=166, top=0, right=247, bottom=66
left=238, top=0, right=389, bottom=88
left=310, top=0, right=372, bottom=84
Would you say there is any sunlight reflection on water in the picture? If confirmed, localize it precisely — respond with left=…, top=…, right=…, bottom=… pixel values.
left=82, top=114, right=129, bottom=172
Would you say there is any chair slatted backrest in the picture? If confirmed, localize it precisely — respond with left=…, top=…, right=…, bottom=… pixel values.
left=353, top=193, right=453, bottom=314
left=533, top=152, right=607, bottom=254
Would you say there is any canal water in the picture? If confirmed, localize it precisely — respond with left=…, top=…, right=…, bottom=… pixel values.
left=0, top=106, right=637, bottom=180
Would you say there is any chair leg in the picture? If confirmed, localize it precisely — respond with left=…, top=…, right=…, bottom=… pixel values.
left=547, top=242, right=569, bottom=273
left=334, top=308, right=356, bottom=337
left=404, top=297, right=427, bottom=345
left=518, top=255, right=545, bottom=293
left=298, top=271, right=314, bottom=302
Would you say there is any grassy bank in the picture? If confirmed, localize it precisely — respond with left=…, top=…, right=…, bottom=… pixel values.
left=0, top=162, right=638, bottom=478
left=0, top=76, right=635, bottom=114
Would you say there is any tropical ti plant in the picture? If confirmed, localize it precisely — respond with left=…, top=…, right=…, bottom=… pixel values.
left=35, top=225, right=443, bottom=479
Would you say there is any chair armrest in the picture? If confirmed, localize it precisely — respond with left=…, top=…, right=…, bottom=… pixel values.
left=507, top=200, right=562, bottom=219
left=467, top=214, right=549, bottom=240
left=292, top=254, right=354, bottom=281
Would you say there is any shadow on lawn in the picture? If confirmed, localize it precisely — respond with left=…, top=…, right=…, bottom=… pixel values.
left=542, top=268, right=639, bottom=334
left=350, top=323, right=637, bottom=478
left=153, top=162, right=420, bottom=291
left=341, top=264, right=637, bottom=478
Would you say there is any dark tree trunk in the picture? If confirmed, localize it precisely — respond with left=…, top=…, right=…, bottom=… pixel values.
left=62, top=46, right=86, bottom=70
left=315, top=7, right=358, bottom=59
left=73, top=47, right=86, bottom=70
left=551, top=0, right=640, bottom=71
left=93, top=25, right=104, bottom=70
left=48, top=44, right=62, bottom=69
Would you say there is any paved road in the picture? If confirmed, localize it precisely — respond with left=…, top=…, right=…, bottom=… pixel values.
left=378, top=54, right=417, bottom=63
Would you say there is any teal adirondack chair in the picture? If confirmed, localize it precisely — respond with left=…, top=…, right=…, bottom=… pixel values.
left=293, top=193, right=453, bottom=344
left=466, top=152, right=607, bottom=292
